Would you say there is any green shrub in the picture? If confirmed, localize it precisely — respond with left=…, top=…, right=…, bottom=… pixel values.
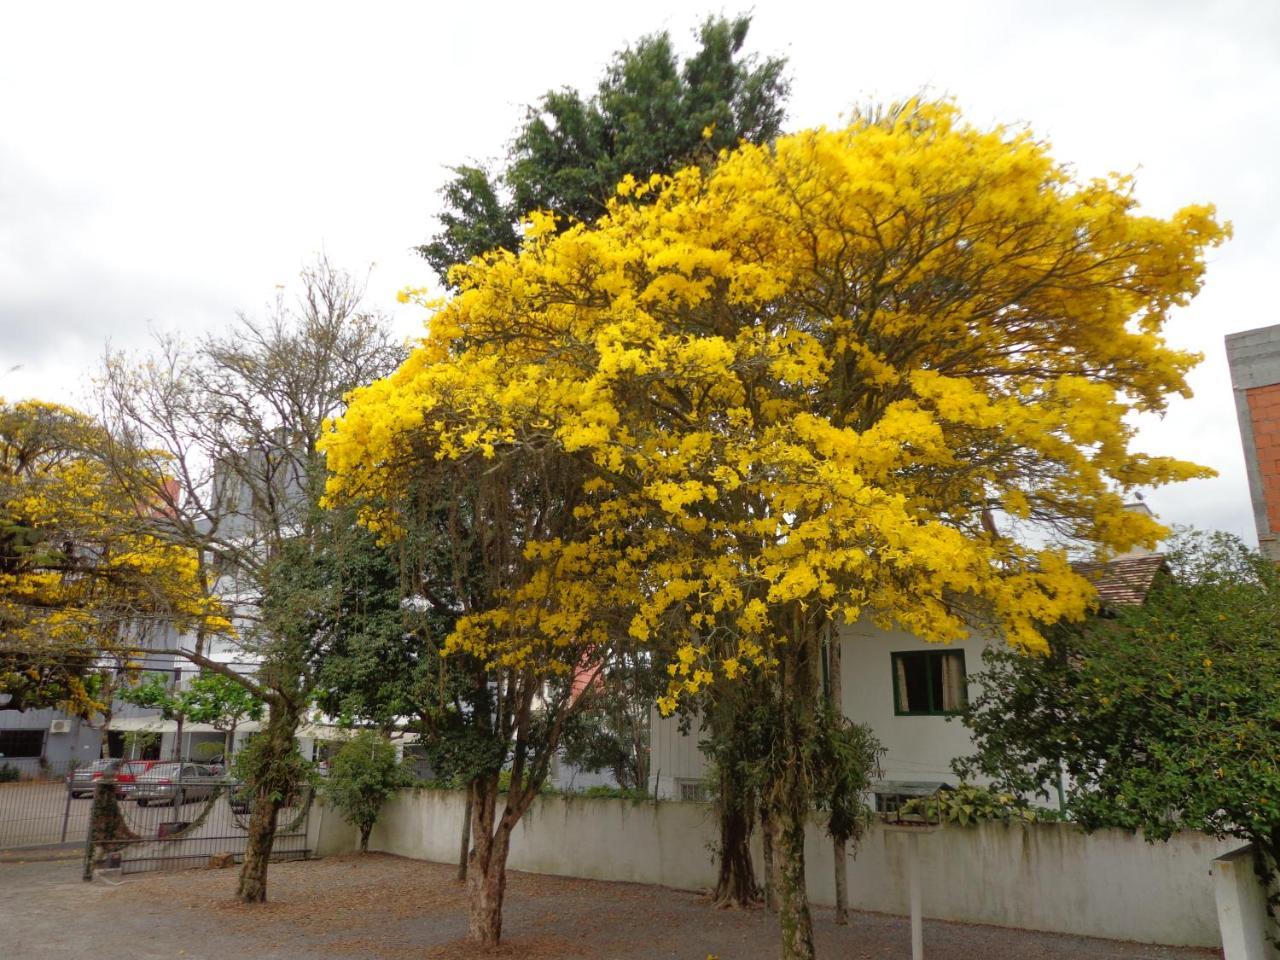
left=574, top=785, right=651, bottom=801
left=324, top=731, right=407, bottom=851
left=0, top=763, right=18, bottom=783
left=900, top=783, right=1044, bottom=826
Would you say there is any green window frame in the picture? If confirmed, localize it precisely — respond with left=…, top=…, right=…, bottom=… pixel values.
left=891, top=650, right=967, bottom=716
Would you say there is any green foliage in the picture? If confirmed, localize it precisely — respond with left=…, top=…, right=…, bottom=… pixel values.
left=231, top=731, right=313, bottom=804
left=118, top=673, right=180, bottom=719
left=324, top=731, right=407, bottom=849
left=0, top=763, right=18, bottom=783
left=900, top=784, right=1044, bottom=826
left=417, top=14, right=789, bottom=285
left=122, top=731, right=160, bottom=756
left=191, top=741, right=224, bottom=762
left=956, top=530, right=1280, bottom=932
left=180, top=673, right=264, bottom=730
left=559, top=653, right=656, bottom=791
left=572, top=784, right=651, bottom=801
left=809, top=708, right=884, bottom=845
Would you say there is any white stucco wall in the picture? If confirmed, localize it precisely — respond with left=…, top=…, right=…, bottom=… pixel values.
left=648, top=620, right=1003, bottom=799
left=312, top=789, right=1239, bottom=948
left=838, top=621, right=992, bottom=786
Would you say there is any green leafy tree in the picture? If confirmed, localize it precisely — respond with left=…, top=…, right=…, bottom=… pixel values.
left=324, top=730, right=406, bottom=852
left=956, top=530, right=1280, bottom=940
left=560, top=653, right=657, bottom=792
left=417, top=14, right=789, bottom=285
left=98, top=256, right=403, bottom=903
left=181, top=672, right=265, bottom=761
left=811, top=707, right=883, bottom=920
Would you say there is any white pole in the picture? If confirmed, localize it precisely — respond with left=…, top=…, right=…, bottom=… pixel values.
left=909, top=831, right=923, bottom=960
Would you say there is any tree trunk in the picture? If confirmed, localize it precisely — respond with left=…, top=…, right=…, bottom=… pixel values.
left=237, top=786, right=283, bottom=902
left=223, top=726, right=235, bottom=763
left=771, top=609, right=820, bottom=960
left=833, top=836, right=849, bottom=925
left=761, top=806, right=778, bottom=913
left=90, top=774, right=135, bottom=861
left=360, top=824, right=371, bottom=852
left=234, top=699, right=298, bottom=903
left=775, top=798, right=816, bottom=960
left=713, top=768, right=760, bottom=908
left=457, top=781, right=473, bottom=882
left=828, top=628, right=849, bottom=925
left=466, top=773, right=514, bottom=946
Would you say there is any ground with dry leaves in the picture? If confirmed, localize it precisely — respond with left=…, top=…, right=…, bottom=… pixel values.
left=3, top=853, right=1218, bottom=959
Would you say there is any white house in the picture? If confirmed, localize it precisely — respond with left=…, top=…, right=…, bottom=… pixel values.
left=648, top=552, right=1167, bottom=806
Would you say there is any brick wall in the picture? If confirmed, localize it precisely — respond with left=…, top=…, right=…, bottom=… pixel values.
left=1225, top=324, right=1280, bottom=562
left=1245, top=382, right=1280, bottom=538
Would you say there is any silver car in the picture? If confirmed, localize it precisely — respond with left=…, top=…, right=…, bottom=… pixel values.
left=66, top=759, right=122, bottom=798
left=127, top=762, right=221, bottom=807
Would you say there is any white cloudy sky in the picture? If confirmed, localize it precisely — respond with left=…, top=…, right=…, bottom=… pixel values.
left=2, top=0, right=1277, bottom=543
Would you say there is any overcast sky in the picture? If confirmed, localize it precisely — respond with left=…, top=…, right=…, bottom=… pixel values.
left=2, top=0, right=1276, bottom=543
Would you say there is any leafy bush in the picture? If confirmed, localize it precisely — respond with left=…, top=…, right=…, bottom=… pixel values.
left=573, top=785, right=651, bottom=801
left=0, top=763, right=18, bottom=783
left=191, top=741, right=223, bottom=763
left=324, top=731, right=407, bottom=851
left=900, top=784, right=1043, bottom=826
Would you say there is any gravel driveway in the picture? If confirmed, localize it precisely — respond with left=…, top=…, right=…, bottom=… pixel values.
left=1, top=853, right=1221, bottom=960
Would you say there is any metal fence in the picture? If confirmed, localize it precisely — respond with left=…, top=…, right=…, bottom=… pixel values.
left=0, top=761, right=85, bottom=849
left=92, top=778, right=312, bottom=875
left=0, top=761, right=311, bottom=875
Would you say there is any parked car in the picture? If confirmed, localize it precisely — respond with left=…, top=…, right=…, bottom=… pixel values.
left=116, top=759, right=164, bottom=790
left=127, top=763, right=222, bottom=807
left=66, top=759, right=122, bottom=798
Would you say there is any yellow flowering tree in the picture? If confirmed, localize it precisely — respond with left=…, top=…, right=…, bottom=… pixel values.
left=323, top=101, right=1225, bottom=957
left=0, top=399, right=229, bottom=718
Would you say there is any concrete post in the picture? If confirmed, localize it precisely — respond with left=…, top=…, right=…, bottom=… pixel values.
left=1213, top=844, right=1279, bottom=960
left=908, top=830, right=923, bottom=960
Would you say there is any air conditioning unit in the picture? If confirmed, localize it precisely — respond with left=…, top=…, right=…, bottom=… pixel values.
left=49, top=718, right=72, bottom=735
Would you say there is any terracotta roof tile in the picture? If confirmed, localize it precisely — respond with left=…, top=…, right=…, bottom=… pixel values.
left=1072, top=553, right=1167, bottom=609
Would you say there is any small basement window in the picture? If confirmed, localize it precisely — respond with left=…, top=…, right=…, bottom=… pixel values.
left=677, top=779, right=709, bottom=803
left=891, top=650, right=966, bottom=716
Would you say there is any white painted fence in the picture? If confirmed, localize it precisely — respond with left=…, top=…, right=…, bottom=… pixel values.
left=308, top=788, right=1238, bottom=948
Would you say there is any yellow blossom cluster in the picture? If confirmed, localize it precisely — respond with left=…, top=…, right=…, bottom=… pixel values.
left=1, top=399, right=232, bottom=714
left=323, top=101, right=1225, bottom=710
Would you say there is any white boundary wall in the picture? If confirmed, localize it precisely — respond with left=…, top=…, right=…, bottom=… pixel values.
left=309, top=789, right=1237, bottom=948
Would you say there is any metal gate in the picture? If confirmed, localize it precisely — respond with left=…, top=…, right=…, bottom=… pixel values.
left=89, top=776, right=311, bottom=875
left=1, top=764, right=312, bottom=874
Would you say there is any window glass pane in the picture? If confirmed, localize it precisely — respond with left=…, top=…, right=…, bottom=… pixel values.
left=927, top=655, right=945, bottom=711
left=898, top=652, right=930, bottom=713
left=940, top=652, right=967, bottom=711
left=0, top=729, right=44, bottom=757
left=894, top=650, right=967, bottom=713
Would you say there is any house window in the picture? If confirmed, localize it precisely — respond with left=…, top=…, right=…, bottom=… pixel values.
left=891, top=650, right=966, bottom=716
left=0, top=729, right=45, bottom=758
left=677, top=779, right=709, bottom=803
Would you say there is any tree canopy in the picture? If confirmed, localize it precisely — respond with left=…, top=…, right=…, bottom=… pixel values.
left=0, top=399, right=229, bottom=715
left=417, top=14, right=789, bottom=284
left=329, top=100, right=1225, bottom=691
left=325, top=99, right=1225, bottom=959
